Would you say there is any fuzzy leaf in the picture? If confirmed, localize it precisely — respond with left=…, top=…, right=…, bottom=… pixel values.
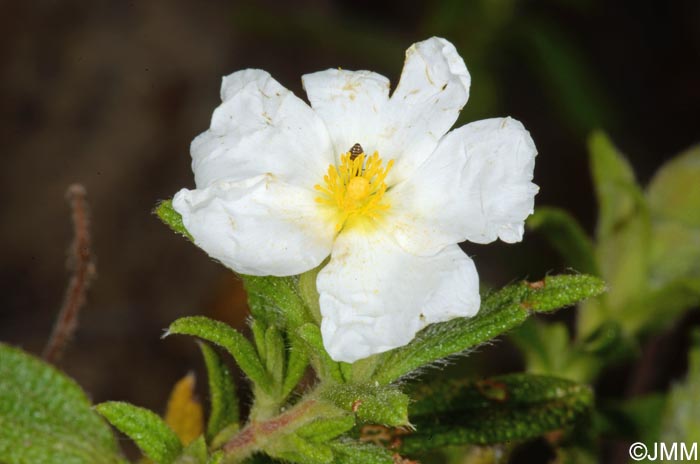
left=164, top=373, right=205, bottom=446
left=198, top=342, right=239, bottom=441
left=282, top=337, right=309, bottom=398
left=400, top=374, right=593, bottom=451
left=527, top=206, right=599, bottom=275
left=296, top=414, right=355, bottom=443
left=96, top=401, right=182, bottom=464
left=167, top=317, right=271, bottom=392
left=175, top=435, right=208, bottom=464
left=320, top=384, right=410, bottom=426
left=264, top=325, right=285, bottom=388
left=372, top=274, right=605, bottom=384
left=242, top=275, right=310, bottom=329
left=297, top=323, right=343, bottom=383
left=270, top=435, right=333, bottom=464
left=156, top=200, right=192, bottom=240
left=0, top=343, right=123, bottom=464
left=328, top=441, right=394, bottom=464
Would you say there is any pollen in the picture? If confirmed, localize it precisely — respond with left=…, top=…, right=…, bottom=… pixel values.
left=315, top=146, right=394, bottom=231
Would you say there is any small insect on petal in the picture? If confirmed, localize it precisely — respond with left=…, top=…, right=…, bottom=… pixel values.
left=349, top=143, right=364, bottom=161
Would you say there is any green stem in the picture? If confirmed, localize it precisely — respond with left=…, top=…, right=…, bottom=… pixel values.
left=221, top=395, right=323, bottom=463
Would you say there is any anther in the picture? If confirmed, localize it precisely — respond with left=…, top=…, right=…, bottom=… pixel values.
left=349, top=143, right=364, bottom=161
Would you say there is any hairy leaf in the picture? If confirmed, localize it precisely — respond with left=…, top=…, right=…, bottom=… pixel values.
left=296, top=414, right=355, bottom=443
left=282, top=336, right=309, bottom=399
left=96, top=401, right=182, bottom=464
left=400, top=374, right=593, bottom=451
left=372, top=274, right=605, bottom=384
left=156, top=199, right=192, bottom=240
left=320, top=383, right=409, bottom=426
left=0, top=343, right=123, bottom=464
left=175, top=435, right=208, bottom=464
left=328, top=440, right=394, bottom=464
left=242, top=275, right=310, bottom=329
left=264, top=325, right=285, bottom=388
left=167, top=317, right=271, bottom=392
left=297, top=323, right=343, bottom=383
left=198, top=342, right=239, bottom=441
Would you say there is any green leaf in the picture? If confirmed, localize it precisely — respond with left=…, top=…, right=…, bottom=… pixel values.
left=270, top=435, right=333, bottom=464
left=295, top=414, right=355, bottom=443
left=264, top=326, right=285, bottom=388
left=402, top=374, right=593, bottom=451
left=661, top=330, right=700, bottom=443
left=298, top=264, right=324, bottom=324
left=523, top=274, right=606, bottom=312
left=511, top=321, right=597, bottom=383
left=372, top=274, right=605, bottom=384
left=282, top=336, right=309, bottom=399
left=646, top=145, right=700, bottom=310
left=198, top=342, right=239, bottom=441
left=96, top=401, right=182, bottom=464
left=320, top=383, right=409, bottom=426
left=328, top=440, right=394, bottom=464
left=297, top=323, right=344, bottom=383
left=175, top=435, right=208, bottom=464
left=167, top=317, right=271, bottom=392
left=582, top=132, right=650, bottom=337
left=242, top=275, right=311, bottom=330
left=527, top=206, right=599, bottom=275
left=156, top=199, right=192, bottom=240
left=647, top=144, right=700, bottom=227
left=0, top=343, right=123, bottom=464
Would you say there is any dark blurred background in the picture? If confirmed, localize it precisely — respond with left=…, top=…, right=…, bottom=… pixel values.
left=1, top=0, right=699, bottom=427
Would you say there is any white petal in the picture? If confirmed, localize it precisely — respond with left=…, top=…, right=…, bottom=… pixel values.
left=317, top=226, right=480, bottom=363
left=376, top=37, right=471, bottom=184
left=388, top=117, right=538, bottom=255
left=191, top=69, right=334, bottom=189
left=172, top=175, right=335, bottom=276
left=302, top=69, right=390, bottom=158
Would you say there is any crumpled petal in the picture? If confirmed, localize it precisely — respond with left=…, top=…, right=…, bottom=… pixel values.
left=302, top=69, right=390, bottom=159
left=317, top=225, right=480, bottom=363
left=377, top=37, right=471, bottom=185
left=173, top=175, right=335, bottom=276
left=387, top=117, right=538, bottom=256
left=191, top=69, right=334, bottom=189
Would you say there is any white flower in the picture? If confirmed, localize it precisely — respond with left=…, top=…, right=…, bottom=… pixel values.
left=173, top=37, right=538, bottom=363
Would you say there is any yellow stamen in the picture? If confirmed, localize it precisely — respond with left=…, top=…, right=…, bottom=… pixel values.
left=315, top=149, right=394, bottom=231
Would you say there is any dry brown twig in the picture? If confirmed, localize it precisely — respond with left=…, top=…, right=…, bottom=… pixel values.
left=43, top=184, right=96, bottom=364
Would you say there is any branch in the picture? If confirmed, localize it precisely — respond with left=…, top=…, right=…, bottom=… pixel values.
left=43, top=184, right=96, bottom=364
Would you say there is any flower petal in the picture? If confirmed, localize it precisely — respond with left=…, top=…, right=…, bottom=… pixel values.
left=302, top=69, right=391, bottom=159
left=377, top=37, right=471, bottom=184
left=172, top=175, right=335, bottom=276
left=317, top=226, right=480, bottom=363
left=191, top=69, right=334, bottom=189
left=388, top=117, right=538, bottom=255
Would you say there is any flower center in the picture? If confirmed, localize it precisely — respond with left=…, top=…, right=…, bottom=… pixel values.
left=315, top=143, right=394, bottom=232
